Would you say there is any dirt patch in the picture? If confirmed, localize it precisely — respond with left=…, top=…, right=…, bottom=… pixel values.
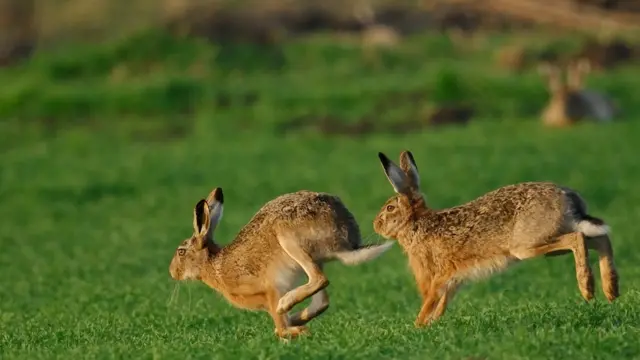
left=275, top=115, right=376, bottom=137
left=276, top=104, right=474, bottom=137
left=495, top=36, right=638, bottom=73
left=0, top=0, right=36, bottom=67
left=573, top=0, right=640, bottom=12
left=428, top=104, right=474, bottom=127
left=163, top=2, right=540, bottom=46
left=575, top=38, right=636, bottom=70
left=5, top=0, right=640, bottom=67
left=214, top=91, right=260, bottom=109
left=127, top=120, right=192, bottom=142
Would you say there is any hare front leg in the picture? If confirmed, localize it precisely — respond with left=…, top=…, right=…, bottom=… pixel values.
left=288, top=289, right=330, bottom=326
left=276, top=235, right=329, bottom=315
left=414, top=276, right=448, bottom=327
left=428, top=281, right=460, bottom=324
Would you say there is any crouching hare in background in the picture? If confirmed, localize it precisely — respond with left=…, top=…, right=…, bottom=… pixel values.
left=538, top=58, right=618, bottom=127
left=169, top=187, right=393, bottom=340
left=374, top=150, right=619, bottom=327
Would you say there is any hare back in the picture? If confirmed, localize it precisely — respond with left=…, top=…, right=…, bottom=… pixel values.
left=218, top=191, right=361, bottom=273
left=576, top=90, right=616, bottom=122
left=421, top=182, right=593, bottom=261
left=421, top=182, right=560, bottom=241
left=268, top=190, right=363, bottom=257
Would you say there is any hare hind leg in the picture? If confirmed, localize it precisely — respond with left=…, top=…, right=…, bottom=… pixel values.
left=266, top=288, right=308, bottom=340
left=288, top=263, right=330, bottom=326
left=586, top=234, right=619, bottom=302
left=288, top=289, right=330, bottom=326
left=276, top=235, right=329, bottom=315
left=516, top=232, right=594, bottom=302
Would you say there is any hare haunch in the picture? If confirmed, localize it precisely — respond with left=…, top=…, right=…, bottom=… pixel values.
left=374, top=150, right=619, bottom=327
left=169, top=188, right=393, bottom=340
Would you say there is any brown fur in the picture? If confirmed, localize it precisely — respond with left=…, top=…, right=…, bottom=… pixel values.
left=353, top=0, right=401, bottom=65
left=169, top=187, right=393, bottom=340
left=374, top=150, right=619, bottom=327
left=537, top=59, right=616, bottom=127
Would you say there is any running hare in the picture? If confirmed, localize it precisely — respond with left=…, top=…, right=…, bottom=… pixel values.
left=169, top=187, right=393, bottom=340
left=374, top=150, right=619, bottom=327
left=538, top=59, right=617, bottom=127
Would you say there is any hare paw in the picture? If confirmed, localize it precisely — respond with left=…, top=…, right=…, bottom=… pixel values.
left=276, top=293, right=295, bottom=314
left=414, top=318, right=434, bottom=328
left=276, top=326, right=309, bottom=341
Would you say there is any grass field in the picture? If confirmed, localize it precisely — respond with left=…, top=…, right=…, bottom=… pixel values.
left=1, top=29, right=640, bottom=359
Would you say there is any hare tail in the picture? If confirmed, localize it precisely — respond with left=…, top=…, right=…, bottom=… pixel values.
left=333, top=241, right=394, bottom=265
left=563, top=187, right=610, bottom=237
left=576, top=215, right=610, bottom=237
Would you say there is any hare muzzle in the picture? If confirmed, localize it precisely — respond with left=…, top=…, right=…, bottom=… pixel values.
left=169, top=258, right=181, bottom=280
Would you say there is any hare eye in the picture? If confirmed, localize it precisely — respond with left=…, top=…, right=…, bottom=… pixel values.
left=177, top=249, right=186, bottom=256
left=386, top=205, right=395, bottom=211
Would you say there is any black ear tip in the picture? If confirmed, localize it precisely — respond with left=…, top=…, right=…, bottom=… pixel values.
left=405, top=150, right=416, bottom=163
left=214, top=187, right=224, bottom=204
left=378, top=152, right=390, bottom=164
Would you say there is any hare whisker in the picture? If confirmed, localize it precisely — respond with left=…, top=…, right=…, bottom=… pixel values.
left=167, top=282, right=181, bottom=307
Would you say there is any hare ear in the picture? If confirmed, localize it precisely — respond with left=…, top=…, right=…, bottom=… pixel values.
left=567, top=59, right=590, bottom=89
left=399, top=150, right=420, bottom=191
left=192, top=199, right=211, bottom=248
left=378, top=152, right=411, bottom=195
left=537, top=62, right=563, bottom=93
left=193, top=199, right=210, bottom=236
left=205, top=187, right=224, bottom=233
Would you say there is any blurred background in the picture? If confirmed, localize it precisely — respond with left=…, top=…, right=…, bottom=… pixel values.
left=2, top=0, right=640, bottom=140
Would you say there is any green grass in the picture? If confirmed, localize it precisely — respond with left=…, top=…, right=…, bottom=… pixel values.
left=1, top=30, right=640, bottom=359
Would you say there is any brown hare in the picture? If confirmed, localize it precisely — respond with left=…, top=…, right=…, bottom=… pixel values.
left=538, top=59, right=617, bottom=127
left=374, top=150, right=619, bottom=327
left=169, top=187, right=393, bottom=340
left=353, top=0, right=401, bottom=50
